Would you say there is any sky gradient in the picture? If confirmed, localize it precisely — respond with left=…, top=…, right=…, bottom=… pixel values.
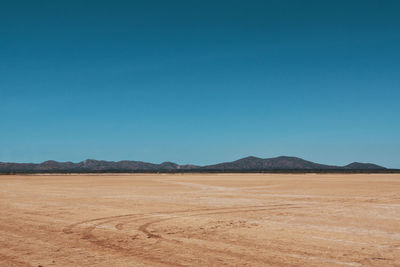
left=1, top=1, right=399, bottom=167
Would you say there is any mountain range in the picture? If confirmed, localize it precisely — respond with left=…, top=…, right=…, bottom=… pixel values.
left=0, top=156, right=389, bottom=173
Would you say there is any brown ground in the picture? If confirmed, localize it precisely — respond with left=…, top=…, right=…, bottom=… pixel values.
left=0, top=174, right=399, bottom=266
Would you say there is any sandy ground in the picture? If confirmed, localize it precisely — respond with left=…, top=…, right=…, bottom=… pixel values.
left=0, top=173, right=399, bottom=266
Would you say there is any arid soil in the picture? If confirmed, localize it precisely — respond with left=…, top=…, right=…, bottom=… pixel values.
left=0, top=174, right=399, bottom=266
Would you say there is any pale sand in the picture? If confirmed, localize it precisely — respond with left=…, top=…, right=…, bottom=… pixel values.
left=0, top=173, right=399, bottom=266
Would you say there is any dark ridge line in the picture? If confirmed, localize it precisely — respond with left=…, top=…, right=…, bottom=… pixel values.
left=0, top=156, right=395, bottom=174
left=1, top=169, right=400, bottom=175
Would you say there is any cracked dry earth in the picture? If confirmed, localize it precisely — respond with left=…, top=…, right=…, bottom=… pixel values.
left=0, top=174, right=400, bottom=266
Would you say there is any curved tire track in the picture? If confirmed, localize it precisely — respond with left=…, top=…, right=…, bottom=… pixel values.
left=63, top=204, right=299, bottom=265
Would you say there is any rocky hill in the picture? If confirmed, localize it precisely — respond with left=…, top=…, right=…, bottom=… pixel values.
left=0, top=156, right=387, bottom=173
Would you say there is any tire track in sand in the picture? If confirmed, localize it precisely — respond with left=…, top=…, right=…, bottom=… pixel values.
left=133, top=205, right=361, bottom=266
left=63, top=204, right=298, bottom=265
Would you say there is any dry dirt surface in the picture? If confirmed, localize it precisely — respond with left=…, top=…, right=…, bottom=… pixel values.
left=0, top=173, right=400, bottom=266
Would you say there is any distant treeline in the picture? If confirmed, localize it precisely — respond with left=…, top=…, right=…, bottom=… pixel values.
left=1, top=169, right=400, bottom=174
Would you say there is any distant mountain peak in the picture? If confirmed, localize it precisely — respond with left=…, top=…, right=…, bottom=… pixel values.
left=345, top=162, right=385, bottom=170
left=41, top=160, right=59, bottom=164
left=240, top=156, right=262, bottom=160
left=203, top=155, right=338, bottom=170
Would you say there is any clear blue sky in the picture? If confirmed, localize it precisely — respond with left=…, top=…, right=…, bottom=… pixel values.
left=1, top=1, right=399, bottom=167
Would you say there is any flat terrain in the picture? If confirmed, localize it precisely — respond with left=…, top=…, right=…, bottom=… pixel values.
left=0, top=174, right=399, bottom=266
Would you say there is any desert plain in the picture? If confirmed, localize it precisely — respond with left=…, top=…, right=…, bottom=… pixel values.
left=0, top=173, right=399, bottom=266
